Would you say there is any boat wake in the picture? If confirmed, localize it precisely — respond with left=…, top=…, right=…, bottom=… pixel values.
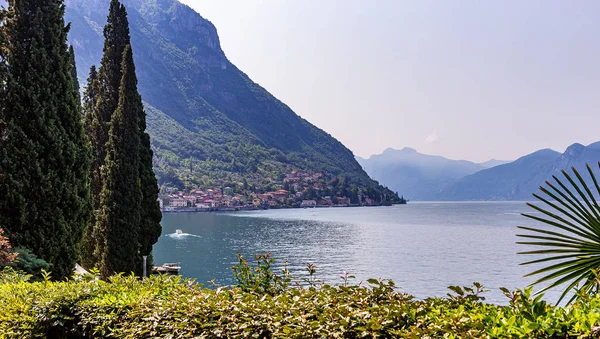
left=166, top=232, right=201, bottom=239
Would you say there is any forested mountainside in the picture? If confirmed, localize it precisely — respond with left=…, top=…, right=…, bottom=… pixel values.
left=61, top=0, right=397, bottom=201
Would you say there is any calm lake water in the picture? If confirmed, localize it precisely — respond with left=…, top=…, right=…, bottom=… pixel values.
left=153, top=202, right=558, bottom=304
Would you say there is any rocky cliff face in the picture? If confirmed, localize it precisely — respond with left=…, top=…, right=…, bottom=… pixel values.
left=58, top=0, right=393, bottom=197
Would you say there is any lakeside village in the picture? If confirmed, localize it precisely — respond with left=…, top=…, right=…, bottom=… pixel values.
left=159, top=170, right=405, bottom=213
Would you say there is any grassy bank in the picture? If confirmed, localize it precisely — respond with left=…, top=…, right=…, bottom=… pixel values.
left=1, top=269, right=600, bottom=338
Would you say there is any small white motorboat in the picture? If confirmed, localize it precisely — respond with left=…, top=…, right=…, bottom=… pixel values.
left=175, top=229, right=183, bottom=235
left=162, top=263, right=181, bottom=270
left=153, top=263, right=181, bottom=275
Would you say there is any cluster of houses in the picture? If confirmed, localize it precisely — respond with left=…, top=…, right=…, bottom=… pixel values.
left=159, top=170, right=379, bottom=212
left=160, top=188, right=248, bottom=211
left=283, top=171, right=324, bottom=192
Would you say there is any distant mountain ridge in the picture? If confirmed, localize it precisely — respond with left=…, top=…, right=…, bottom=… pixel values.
left=20, top=0, right=398, bottom=199
left=440, top=142, right=600, bottom=201
left=357, top=147, right=501, bottom=200
left=359, top=143, right=599, bottom=201
left=479, top=159, right=511, bottom=168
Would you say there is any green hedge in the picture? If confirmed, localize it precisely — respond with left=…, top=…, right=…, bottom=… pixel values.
left=1, top=270, right=600, bottom=338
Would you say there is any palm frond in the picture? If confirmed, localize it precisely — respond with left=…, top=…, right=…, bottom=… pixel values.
left=518, top=163, right=600, bottom=304
left=587, top=163, right=600, bottom=212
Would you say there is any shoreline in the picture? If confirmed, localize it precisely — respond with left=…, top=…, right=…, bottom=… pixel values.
left=160, top=203, right=400, bottom=214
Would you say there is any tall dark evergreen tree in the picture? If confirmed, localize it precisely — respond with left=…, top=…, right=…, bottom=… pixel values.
left=0, top=0, right=91, bottom=279
left=138, top=109, right=162, bottom=271
left=95, top=0, right=130, bottom=162
left=0, top=6, right=6, bottom=87
left=0, top=6, right=8, bottom=194
left=95, top=45, right=141, bottom=278
left=138, top=84, right=162, bottom=269
left=83, top=66, right=99, bottom=121
left=81, top=65, right=100, bottom=269
left=82, top=0, right=131, bottom=271
left=68, top=45, right=81, bottom=104
left=81, top=0, right=161, bottom=275
left=0, top=6, right=6, bottom=109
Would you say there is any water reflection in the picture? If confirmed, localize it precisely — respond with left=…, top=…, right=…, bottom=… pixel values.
left=153, top=202, right=556, bottom=304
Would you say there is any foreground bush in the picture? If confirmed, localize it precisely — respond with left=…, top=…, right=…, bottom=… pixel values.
left=1, top=269, right=600, bottom=338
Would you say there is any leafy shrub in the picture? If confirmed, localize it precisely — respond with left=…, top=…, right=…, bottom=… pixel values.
left=7, top=247, right=51, bottom=281
left=231, top=253, right=291, bottom=295
left=2, top=264, right=600, bottom=338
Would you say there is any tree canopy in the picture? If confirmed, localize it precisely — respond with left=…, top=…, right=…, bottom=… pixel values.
left=0, top=0, right=91, bottom=279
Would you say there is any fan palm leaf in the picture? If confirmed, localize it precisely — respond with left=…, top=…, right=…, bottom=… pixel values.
left=518, top=162, right=600, bottom=304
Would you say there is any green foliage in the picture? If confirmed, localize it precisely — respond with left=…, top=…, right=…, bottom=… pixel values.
left=232, top=253, right=291, bottom=295
left=85, top=1, right=161, bottom=277
left=81, top=65, right=100, bottom=270
left=69, top=45, right=81, bottom=105
left=137, top=94, right=162, bottom=262
left=518, top=163, right=600, bottom=304
left=95, top=45, right=142, bottom=278
left=2, top=267, right=600, bottom=338
left=83, top=0, right=132, bottom=273
left=447, top=282, right=488, bottom=303
left=97, top=0, right=131, bottom=134
left=0, top=7, right=5, bottom=82
left=8, top=247, right=51, bottom=281
left=0, top=0, right=91, bottom=280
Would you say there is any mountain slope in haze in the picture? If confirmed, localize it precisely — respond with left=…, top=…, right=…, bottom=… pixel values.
left=440, top=142, right=600, bottom=201
left=55, top=0, right=395, bottom=199
left=479, top=159, right=511, bottom=168
left=357, top=148, right=489, bottom=200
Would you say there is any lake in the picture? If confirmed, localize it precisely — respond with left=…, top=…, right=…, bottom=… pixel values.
left=153, top=202, right=558, bottom=304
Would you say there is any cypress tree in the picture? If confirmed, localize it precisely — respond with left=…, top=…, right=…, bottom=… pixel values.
left=0, top=7, right=5, bottom=115
left=0, top=6, right=10, bottom=222
left=68, top=45, right=81, bottom=105
left=0, top=6, right=6, bottom=86
left=80, top=65, right=100, bottom=269
left=138, top=125, right=162, bottom=272
left=83, top=0, right=162, bottom=275
left=95, top=45, right=141, bottom=277
left=82, top=0, right=131, bottom=270
left=83, top=66, right=99, bottom=122
left=0, top=0, right=91, bottom=279
left=95, top=0, right=130, bottom=162
left=138, top=82, right=162, bottom=270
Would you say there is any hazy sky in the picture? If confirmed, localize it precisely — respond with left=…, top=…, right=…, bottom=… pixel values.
left=179, top=0, right=599, bottom=162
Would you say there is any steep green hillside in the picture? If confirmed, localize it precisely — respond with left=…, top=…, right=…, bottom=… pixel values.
left=63, top=0, right=396, bottom=200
